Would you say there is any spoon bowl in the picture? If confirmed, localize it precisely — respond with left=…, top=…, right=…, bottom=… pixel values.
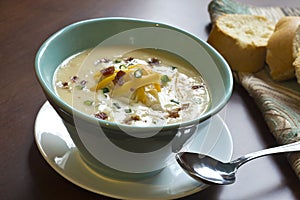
left=176, top=152, right=237, bottom=184
left=176, top=141, right=300, bottom=185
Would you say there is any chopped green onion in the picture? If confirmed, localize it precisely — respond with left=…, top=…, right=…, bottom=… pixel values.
left=134, top=68, right=143, bottom=78
left=114, top=59, right=122, bottom=63
left=119, top=64, right=127, bottom=69
left=161, top=75, right=170, bottom=84
left=84, top=100, right=93, bottom=106
left=75, top=85, right=84, bottom=90
left=102, top=87, right=110, bottom=93
left=113, top=102, right=121, bottom=109
left=193, top=97, right=202, bottom=104
left=124, top=108, right=132, bottom=113
left=170, top=99, right=180, bottom=104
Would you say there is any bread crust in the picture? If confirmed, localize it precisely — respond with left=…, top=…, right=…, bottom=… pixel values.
left=208, top=14, right=274, bottom=73
left=208, top=24, right=266, bottom=72
left=266, top=16, right=300, bottom=81
left=293, top=51, right=300, bottom=84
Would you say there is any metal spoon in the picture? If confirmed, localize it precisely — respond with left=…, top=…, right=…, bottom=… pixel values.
left=176, top=141, right=300, bottom=185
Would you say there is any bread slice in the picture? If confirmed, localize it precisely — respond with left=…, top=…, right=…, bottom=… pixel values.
left=293, top=24, right=300, bottom=84
left=293, top=52, right=300, bottom=84
left=207, top=14, right=274, bottom=73
left=266, top=16, right=300, bottom=81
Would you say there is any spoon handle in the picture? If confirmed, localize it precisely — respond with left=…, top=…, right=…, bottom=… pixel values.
left=233, top=141, right=300, bottom=168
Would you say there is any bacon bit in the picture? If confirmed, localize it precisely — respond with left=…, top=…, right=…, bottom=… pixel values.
left=94, top=112, right=108, bottom=120
left=168, top=111, right=180, bottom=118
left=124, top=57, right=134, bottom=62
left=71, top=76, right=78, bottom=83
left=131, top=115, right=141, bottom=121
left=113, top=70, right=126, bottom=85
left=167, top=108, right=181, bottom=118
left=80, top=80, right=87, bottom=85
left=192, top=84, right=204, bottom=90
left=100, top=66, right=115, bottom=76
left=62, top=82, right=68, bottom=87
left=148, top=57, right=160, bottom=65
left=62, top=81, right=70, bottom=89
left=123, top=115, right=141, bottom=124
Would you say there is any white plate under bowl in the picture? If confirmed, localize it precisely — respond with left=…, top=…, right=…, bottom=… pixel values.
left=34, top=101, right=233, bottom=199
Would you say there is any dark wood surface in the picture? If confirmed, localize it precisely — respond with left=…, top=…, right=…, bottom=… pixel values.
left=1, top=0, right=300, bottom=199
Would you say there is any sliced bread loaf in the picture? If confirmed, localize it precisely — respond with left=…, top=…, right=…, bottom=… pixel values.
left=207, top=14, right=274, bottom=73
left=293, top=23, right=300, bottom=84
left=293, top=51, right=300, bottom=84
left=266, top=16, right=300, bottom=81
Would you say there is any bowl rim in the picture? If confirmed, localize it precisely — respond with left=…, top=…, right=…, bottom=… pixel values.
left=35, top=17, right=233, bottom=131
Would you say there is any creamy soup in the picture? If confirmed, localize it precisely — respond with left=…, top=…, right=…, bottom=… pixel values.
left=54, top=47, right=210, bottom=126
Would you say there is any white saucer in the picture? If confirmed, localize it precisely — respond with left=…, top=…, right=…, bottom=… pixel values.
left=34, top=102, right=233, bottom=199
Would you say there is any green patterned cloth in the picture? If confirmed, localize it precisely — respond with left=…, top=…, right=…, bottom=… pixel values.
left=208, top=0, right=300, bottom=179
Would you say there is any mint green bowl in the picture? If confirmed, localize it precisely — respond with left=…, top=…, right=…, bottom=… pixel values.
left=35, top=17, right=233, bottom=179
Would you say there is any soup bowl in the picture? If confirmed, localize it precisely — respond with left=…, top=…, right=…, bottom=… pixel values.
left=35, top=17, right=233, bottom=179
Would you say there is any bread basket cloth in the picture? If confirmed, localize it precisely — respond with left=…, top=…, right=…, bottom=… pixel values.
left=208, top=0, right=300, bottom=179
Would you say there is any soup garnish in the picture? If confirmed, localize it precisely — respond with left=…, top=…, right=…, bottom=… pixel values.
left=54, top=47, right=210, bottom=126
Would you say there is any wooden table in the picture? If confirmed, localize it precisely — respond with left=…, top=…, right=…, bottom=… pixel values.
left=1, top=0, right=300, bottom=199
